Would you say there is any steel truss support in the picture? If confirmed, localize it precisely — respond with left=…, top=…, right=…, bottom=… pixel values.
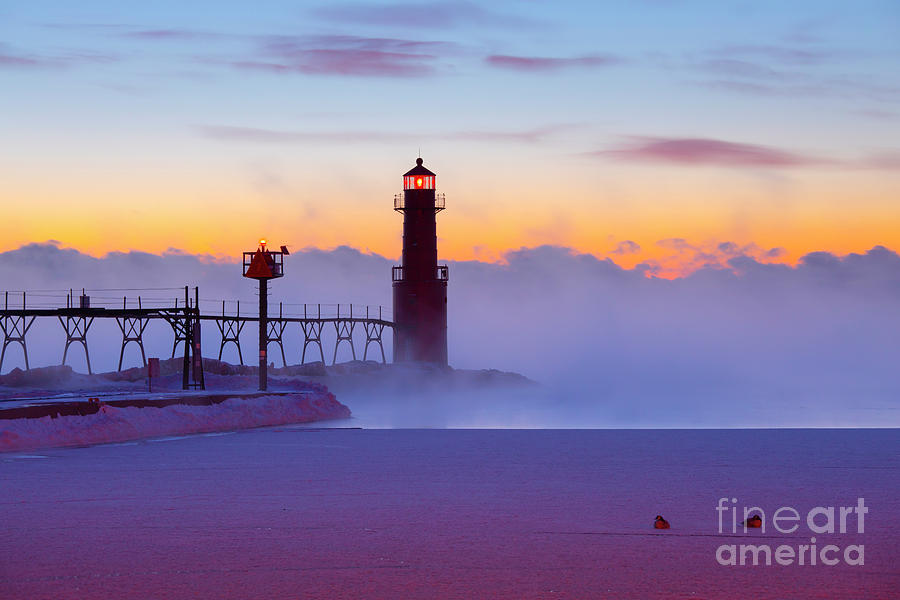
left=170, top=327, right=187, bottom=359
left=116, top=296, right=148, bottom=371
left=163, top=287, right=205, bottom=390
left=363, top=322, right=386, bottom=363
left=216, top=300, right=245, bottom=365
left=300, top=321, right=325, bottom=364
left=0, top=315, right=35, bottom=372
left=363, top=306, right=386, bottom=363
left=332, top=304, right=356, bottom=365
left=58, top=315, right=95, bottom=375
left=299, top=304, right=325, bottom=364
left=1, top=292, right=35, bottom=372
left=170, top=296, right=187, bottom=359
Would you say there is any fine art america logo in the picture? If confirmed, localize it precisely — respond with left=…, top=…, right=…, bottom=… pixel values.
left=715, top=497, right=867, bottom=567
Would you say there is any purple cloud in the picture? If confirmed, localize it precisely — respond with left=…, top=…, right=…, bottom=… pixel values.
left=233, top=35, right=452, bottom=77
left=312, top=1, right=535, bottom=29
left=857, top=151, right=900, bottom=170
left=123, top=29, right=213, bottom=40
left=234, top=51, right=435, bottom=77
left=717, top=241, right=740, bottom=255
left=0, top=44, right=59, bottom=69
left=597, top=137, right=822, bottom=168
left=641, top=239, right=798, bottom=276
left=680, top=40, right=900, bottom=106
left=687, top=45, right=900, bottom=104
left=298, top=35, right=453, bottom=52
left=0, top=53, right=48, bottom=68
left=611, top=241, right=641, bottom=255
left=0, top=47, right=116, bottom=70
left=486, top=54, right=621, bottom=71
left=597, top=137, right=899, bottom=171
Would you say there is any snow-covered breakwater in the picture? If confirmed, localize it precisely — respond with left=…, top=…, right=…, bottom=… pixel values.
left=0, top=391, right=350, bottom=452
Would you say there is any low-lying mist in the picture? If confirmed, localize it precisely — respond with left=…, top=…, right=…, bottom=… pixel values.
left=1, top=242, right=898, bottom=427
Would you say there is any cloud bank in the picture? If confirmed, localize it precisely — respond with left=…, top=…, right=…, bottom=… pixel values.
left=1, top=243, right=898, bottom=426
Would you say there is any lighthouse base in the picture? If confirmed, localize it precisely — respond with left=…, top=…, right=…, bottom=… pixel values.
left=392, top=279, right=448, bottom=366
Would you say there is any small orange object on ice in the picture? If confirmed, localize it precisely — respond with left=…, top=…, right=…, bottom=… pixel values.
left=654, top=515, right=670, bottom=529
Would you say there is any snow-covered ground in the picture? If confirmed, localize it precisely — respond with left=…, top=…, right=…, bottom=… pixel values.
left=0, top=392, right=349, bottom=452
left=1, top=428, right=897, bottom=599
left=0, top=360, right=536, bottom=451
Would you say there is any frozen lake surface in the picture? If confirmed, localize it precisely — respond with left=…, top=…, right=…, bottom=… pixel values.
left=2, top=428, right=898, bottom=598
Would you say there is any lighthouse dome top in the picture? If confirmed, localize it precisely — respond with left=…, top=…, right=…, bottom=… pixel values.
left=403, top=157, right=436, bottom=177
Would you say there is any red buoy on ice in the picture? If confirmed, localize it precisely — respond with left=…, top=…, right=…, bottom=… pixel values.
left=743, top=514, right=762, bottom=528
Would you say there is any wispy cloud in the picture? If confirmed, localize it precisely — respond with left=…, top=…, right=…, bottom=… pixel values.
left=231, top=34, right=454, bottom=77
left=111, top=28, right=450, bottom=77
left=486, top=54, right=622, bottom=71
left=122, top=29, right=217, bottom=41
left=858, top=151, right=900, bottom=171
left=0, top=52, right=51, bottom=69
left=684, top=43, right=899, bottom=104
left=312, top=1, right=537, bottom=29
left=197, top=126, right=396, bottom=144
left=696, top=79, right=826, bottom=97
left=0, top=45, right=117, bottom=70
left=696, top=74, right=900, bottom=104
left=853, top=108, right=900, bottom=121
left=594, top=136, right=900, bottom=171
left=595, top=137, right=824, bottom=168
left=710, top=44, right=837, bottom=66
left=196, top=124, right=562, bottom=144
left=451, top=125, right=561, bottom=143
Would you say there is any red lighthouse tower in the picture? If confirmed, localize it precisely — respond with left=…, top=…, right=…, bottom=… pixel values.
left=392, top=157, right=448, bottom=366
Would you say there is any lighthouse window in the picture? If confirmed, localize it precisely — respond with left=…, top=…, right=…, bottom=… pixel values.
left=404, top=175, right=435, bottom=190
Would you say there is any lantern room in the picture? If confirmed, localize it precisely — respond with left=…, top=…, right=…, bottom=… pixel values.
left=242, top=239, right=286, bottom=280
left=403, top=158, right=436, bottom=190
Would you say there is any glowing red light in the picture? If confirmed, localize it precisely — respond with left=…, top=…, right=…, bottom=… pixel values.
left=416, top=177, right=423, bottom=188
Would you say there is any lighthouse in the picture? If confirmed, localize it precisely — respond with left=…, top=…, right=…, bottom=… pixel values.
left=392, top=157, right=449, bottom=366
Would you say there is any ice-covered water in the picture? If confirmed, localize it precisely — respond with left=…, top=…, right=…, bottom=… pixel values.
left=1, top=428, right=897, bottom=599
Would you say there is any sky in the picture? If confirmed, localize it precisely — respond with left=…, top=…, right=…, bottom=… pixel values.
left=1, top=2, right=899, bottom=427
left=1, top=1, right=898, bottom=277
